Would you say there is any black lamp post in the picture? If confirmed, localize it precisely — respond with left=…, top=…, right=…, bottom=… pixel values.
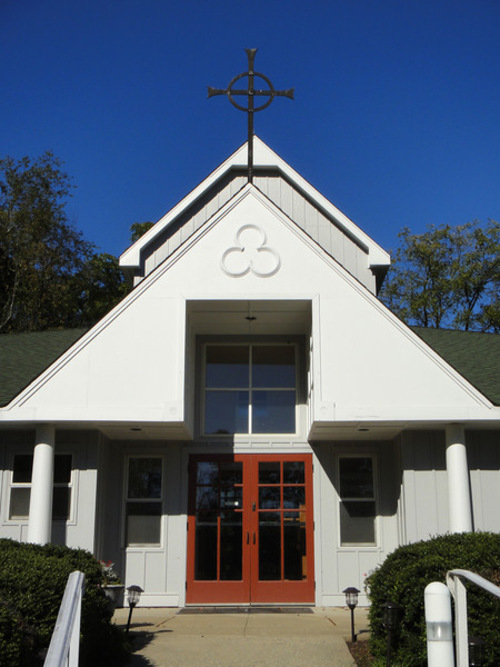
left=468, top=636, right=485, bottom=666
left=382, top=601, right=404, bottom=667
left=126, top=585, right=144, bottom=634
left=343, top=586, right=360, bottom=643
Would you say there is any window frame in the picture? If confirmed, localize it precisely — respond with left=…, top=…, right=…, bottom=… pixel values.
left=336, top=454, right=378, bottom=548
left=124, top=455, right=164, bottom=549
left=200, top=339, right=302, bottom=437
left=8, top=452, right=74, bottom=523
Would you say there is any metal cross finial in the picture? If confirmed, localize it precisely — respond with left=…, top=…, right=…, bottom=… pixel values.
left=208, top=48, right=294, bottom=183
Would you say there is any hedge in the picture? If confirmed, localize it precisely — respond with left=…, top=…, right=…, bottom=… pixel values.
left=366, top=532, right=500, bottom=666
left=0, top=539, right=128, bottom=666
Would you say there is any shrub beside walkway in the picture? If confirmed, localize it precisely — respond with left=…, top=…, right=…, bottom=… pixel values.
left=114, top=607, right=369, bottom=666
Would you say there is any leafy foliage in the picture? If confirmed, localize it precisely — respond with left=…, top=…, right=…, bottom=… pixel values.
left=0, top=153, right=94, bottom=332
left=130, top=221, right=154, bottom=243
left=380, top=220, right=500, bottom=332
left=366, top=533, right=500, bottom=666
left=0, top=153, right=134, bottom=333
left=0, top=538, right=128, bottom=666
left=74, top=252, right=130, bottom=325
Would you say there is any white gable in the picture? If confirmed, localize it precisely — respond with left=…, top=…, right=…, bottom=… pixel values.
left=120, top=137, right=390, bottom=294
left=2, top=184, right=495, bottom=437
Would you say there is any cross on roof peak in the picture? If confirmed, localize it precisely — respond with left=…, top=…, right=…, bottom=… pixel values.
left=208, top=48, right=294, bottom=183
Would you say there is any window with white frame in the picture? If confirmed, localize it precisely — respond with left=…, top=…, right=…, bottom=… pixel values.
left=338, top=456, right=376, bottom=546
left=126, top=457, right=163, bottom=547
left=9, top=454, right=72, bottom=521
left=203, top=343, right=297, bottom=435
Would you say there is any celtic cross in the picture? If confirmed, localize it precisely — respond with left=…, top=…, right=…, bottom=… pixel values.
left=208, top=48, right=294, bottom=183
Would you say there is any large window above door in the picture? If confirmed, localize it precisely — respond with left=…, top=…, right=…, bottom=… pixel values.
left=203, top=344, right=297, bottom=435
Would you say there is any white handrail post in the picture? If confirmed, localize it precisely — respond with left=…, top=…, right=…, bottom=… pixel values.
left=446, top=572, right=469, bottom=667
left=44, top=570, right=85, bottom=667
left=68, top=585, right=82, bottom=667
left=424, top=582, right=454, bottom=667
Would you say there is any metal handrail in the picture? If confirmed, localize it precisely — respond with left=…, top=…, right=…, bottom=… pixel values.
left=446, top=569, right=500, bottom=666
left=44, top=570, right=86, bottom=667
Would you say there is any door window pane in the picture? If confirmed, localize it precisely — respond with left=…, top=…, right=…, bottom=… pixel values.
left=195, top=511, right=218, bottom=580
left=196, top=485, right=219, bottom=510
left=219, top=462, right=243, bottom=485
left=283, top=486, right=305, bottom=509
left=220, top=511, right=243, bottom=581
left=258, top=512, right=281, bottom=580
left=258, top=461, right=280, bottom=484
left=259, top=486, right=281, bottom=509
left=284, top=512, right=306, bottom=580
left=197, top=461, right=218, bottom=485
left=283, top=461, right=305, bottom=484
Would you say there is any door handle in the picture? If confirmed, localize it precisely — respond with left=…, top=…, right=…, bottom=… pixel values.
left=246, top=532, right=249, bottom=545
left=253, top=532, right=256, bottom=545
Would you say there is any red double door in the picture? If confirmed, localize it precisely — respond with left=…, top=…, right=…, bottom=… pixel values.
left=186, top=453, right=314, bottom=604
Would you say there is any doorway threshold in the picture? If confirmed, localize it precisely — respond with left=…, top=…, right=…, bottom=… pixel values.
left=179, top=606, right=314, bottom=614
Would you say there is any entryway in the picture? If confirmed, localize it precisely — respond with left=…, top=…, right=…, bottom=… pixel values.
left=186, top=453, right=314, bottom=604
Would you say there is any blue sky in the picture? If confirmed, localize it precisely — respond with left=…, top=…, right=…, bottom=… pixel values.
left=1, top=0, right=499, bottom=259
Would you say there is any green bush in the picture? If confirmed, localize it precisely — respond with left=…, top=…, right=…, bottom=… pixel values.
left=0, top=539, right=128, bottom=666
left=366, top=532, right=500, bottom=666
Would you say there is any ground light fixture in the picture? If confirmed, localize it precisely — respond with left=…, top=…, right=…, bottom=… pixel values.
left=382, top=600, right=404, bottom=667
left=126, top=585, right=144, bottom=634
left=343, top=586, right=360, bottom=643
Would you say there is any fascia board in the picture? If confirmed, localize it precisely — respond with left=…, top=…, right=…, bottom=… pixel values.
left=120, top=140, right=250, bottom=268
left=251, top=137, right=390, bottom=268
left=120, top=136, right=390, bottom=270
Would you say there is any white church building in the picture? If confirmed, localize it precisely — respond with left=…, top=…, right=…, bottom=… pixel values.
left=0, top=137, right=499, bottom=606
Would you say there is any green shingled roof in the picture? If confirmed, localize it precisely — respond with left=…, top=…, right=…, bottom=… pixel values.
left=0, top=326, right=499, bottom=409
left=0, top=329, right=88, bottom=407
left=411, top=327, right=500, bottom=406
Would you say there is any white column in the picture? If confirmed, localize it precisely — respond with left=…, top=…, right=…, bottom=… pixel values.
left=27, top=424, right=55, bottom=545
left=445, top=424, right=473, bottom=533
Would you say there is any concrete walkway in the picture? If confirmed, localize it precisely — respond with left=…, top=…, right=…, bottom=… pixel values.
left=113, top=607, right=370, bottom=666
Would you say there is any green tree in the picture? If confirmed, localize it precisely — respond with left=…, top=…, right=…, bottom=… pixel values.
left=75, top=252, right=131, bottom=326
left=0, top=152, right=95, bottom=332
left=380, top=220, right=500, bottom=332
left=129, top=221, right=154, bottom=243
